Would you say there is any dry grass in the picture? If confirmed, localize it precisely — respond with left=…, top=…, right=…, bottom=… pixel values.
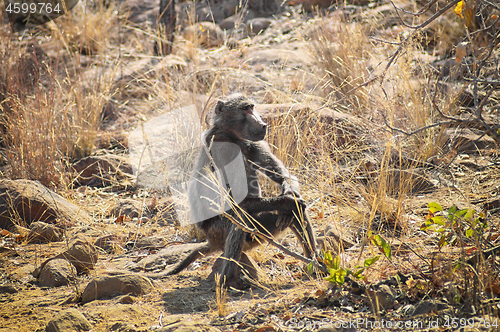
left=1, top=0, right=498, bottom=327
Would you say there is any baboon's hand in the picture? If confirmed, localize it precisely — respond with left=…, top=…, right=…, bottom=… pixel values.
left=281, top=194, right=306, bottom=211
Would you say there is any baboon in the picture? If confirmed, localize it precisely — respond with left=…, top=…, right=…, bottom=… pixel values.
left=168, top=93, right=316, bottom=289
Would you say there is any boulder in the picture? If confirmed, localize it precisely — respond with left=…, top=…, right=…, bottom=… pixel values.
left=109, top=199, right=144, bottom=219
left=245, top=18, right=273, bottom=35
left=38, top=259, right=77, bottom=287
left=81, top=274, right=154, bottom=303
left=72, top=154, right=133, bottom=187
left=0, top=179, right=91, bottom=230
left=46, top=309, right=92, bottom=332
left=34, top=235, right=98, bottom=278
left=183, top=22, right=224, bottom=48
left=27, top=221, right=63, bottom=243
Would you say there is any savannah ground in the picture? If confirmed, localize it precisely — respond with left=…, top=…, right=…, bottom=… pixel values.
left=0, top=0, right=499, bottom=331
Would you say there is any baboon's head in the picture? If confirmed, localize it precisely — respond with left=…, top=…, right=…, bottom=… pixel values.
left=213, top=93, right=267, bottom=141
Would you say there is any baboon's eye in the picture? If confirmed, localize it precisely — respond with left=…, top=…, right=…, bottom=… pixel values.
left=242, top=104, right=253, bottom=111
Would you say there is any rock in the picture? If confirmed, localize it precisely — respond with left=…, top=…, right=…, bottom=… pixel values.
left=61, top=236, right=99, bottom=273
left=0, top=285, right=18, bottom=294
left=138, top=243, right=207, bottom=272
left=81, top=274, right=154, bottom=303
left=365, top=284, right=396, bottom=311
left=109, top=199, right=145, bottom=219
left=413, top=300, right=450, bottom=316
left=444, top=128, right=497, bottom=153
left=245, top=18, right=273, bottom=35
left=183, top=22, right=225, bottom=48
left=0, top=179, right=91, bottom=230
left=34, top=236, right=98, bottom=277
left=46, top=308, right=92, bottom=332
left=27, top=221, right=63, bottom=243
left=120, top=0, right=157, bottom=25
left=219, top=10, right=256, bottom=30
left=117, top=295, right=136, bottom=304
left=318, top=224, right=355, bottom=252
left=126, top=235, right=167, bottom=250
left=154, top=321, right=222, bottom=332
left=72, top=154, right=133, bottom=187
left=94, top=234, right=122, bottom=252
left=38, top=259, right=77, bottom=287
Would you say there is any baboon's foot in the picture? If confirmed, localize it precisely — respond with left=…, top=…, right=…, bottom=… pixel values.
left=225, top=275, right=251, bottom=290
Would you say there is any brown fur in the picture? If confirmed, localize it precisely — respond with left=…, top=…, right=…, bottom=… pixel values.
left=168, top=93, right=316, bottom=289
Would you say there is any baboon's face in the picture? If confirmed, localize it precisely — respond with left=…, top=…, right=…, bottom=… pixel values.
left=215, top=94, right=267, bottom=141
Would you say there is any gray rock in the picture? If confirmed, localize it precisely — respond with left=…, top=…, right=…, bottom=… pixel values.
left=0, top=179, right=91, bottom=230
left=245, top=18, right=273, bottom=35
left=34, top=235, right=98, bottom=278
left=45, top=308, right=91, bottom=332
left=109, top=199, right=144, bottom=219
left=72, top=154, right=133, bottom=187
left=38, top=259, right=77, bottom=287
left=0, top=285, right=18, bottom=294
left=27, top=221, right=63, bottom=243
left=94, top=234, right=122, bottom=252
left=81, top=274, right=154, bottom=303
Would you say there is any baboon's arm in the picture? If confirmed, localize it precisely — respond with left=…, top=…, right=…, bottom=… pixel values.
left=242, top=141, right=300, bottom=196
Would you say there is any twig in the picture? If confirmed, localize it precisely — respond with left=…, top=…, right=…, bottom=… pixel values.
left=221, top=211, right=328, bottom=273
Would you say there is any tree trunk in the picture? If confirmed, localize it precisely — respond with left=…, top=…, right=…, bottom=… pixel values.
left=155, top=0, right=176, bottom=56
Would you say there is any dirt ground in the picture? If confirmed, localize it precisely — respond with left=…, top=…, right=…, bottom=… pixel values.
left=1, top=0, right=500, bottom=331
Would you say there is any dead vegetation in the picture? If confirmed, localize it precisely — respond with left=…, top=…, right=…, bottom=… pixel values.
left=0, top=0, right=499, bottom=331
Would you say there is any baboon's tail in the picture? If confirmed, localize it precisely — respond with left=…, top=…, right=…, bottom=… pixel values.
left=167, top=242, right=212, bottom=275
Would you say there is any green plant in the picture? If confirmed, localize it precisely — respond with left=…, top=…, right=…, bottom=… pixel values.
left=318, top=233, right=392, bottom=286
left=421, top=202, right=488, bottom=249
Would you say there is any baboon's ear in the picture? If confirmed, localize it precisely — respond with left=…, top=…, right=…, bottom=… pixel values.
left=214, top=100, right=225, bottom=114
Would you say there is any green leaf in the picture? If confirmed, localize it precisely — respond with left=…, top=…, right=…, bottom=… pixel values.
left=464, top=209, right=475, bottom=221
left=324, top=251, right=333, bottom=266
left=448, top=206, right=458, bottom=215
left=438, top=236, right=448, bottom=248
left=431, top=215, right=446, bottom=226
left=428, top=202, right=443, bottom=213
left=372, top=234, right=392, bottom=260
left=465, top=228, right=474, bottom=238
left=332, top=255, right=340, bottom=270
left=364, top=256, right=380, bottom=267
left=307, top=262, right=314, bottom=274
left=456, top=209, right=468, bottom=218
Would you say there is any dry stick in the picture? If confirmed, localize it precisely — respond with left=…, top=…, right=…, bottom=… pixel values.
left=220, top=211, right=328, bottom=273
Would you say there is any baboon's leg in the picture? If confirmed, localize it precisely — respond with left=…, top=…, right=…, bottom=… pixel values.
left=219, top=224, right=247, bottom=289
left=289, top=212, right=316, bottom=258
left=239, top=195, right=305, bottom=215
left=245, top=210, right=316, bottom=259
left=167, top=242, right=213, bottom=275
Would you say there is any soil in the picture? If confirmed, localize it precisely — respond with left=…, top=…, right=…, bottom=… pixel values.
left=1, top=0, right=500, bottom=331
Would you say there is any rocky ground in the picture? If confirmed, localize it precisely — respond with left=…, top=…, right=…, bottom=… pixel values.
left=0, top=0, right=500, bottom=331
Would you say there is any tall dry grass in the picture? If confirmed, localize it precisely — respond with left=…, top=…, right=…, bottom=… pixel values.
left=0, top=1, right=118, bottom=188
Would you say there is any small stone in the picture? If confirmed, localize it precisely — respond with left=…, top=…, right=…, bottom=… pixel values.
left=38, top=258, right=77, bottom=287
left=27, top=221, right=62, bottom=243
left=0, top=285, right=18, bottom=294
left=183, top=22, right=224, bottom=48
left=62, top=236, right=99, bottom=273
left=46, top=308, right=92, bottom=332
left=245, top=18, right=273, bottom=35
left=81, top=274, right=154, bottom=303
left=109, top=199, right=144, bottom=219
